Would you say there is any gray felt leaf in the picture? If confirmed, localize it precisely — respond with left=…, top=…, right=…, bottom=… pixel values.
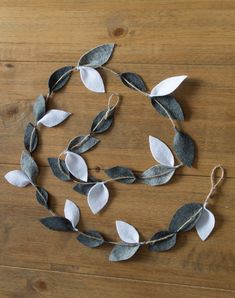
left=120, top=72, right=147, bottom=92
left=33, top=94, right=46, bottom=121
left=21, top=151, right=39, bottom=183
left=35, top=186, right=49, bottom=209
left=148, top=231, right=177, bottom=252
left=77, top=231, right=104, bottom=248
left=24, top=123, right=38, bottom=153
left=139, top=165, right=175, bottom=186
left=104, top=166, right=136, bottom=184
left=78, top=43, right=115, bottom=67
left=151, top=96, right=184, bottom=121
left=173, top=128, right=195, bottom=167
left=91, top=109, right=114, bottom=133
left=48, top=158, right=71, bottom=181
left=73, top=177, right=98, bottom=196
left=40, top=216, right=74, bottom=231
left=68, top=135, right=100, bottom=154
left=48, top=66, right=73, bottom=93
left=109, top=243, right=140, bottom=262
left=169, top=203, right=203, bottom=233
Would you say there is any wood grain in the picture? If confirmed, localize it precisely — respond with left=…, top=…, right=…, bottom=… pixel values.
left=0, top=1, right=235, bottom=297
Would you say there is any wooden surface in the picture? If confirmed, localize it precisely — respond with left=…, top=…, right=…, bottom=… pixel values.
left=0, top=1, right=235, bottom=297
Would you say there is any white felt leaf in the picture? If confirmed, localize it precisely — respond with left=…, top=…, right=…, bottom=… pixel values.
left=65, top=152, right=88, bottom=182
left=79, top=66, right=105, bottom=93
left=64, top=199, right=80, bottom=230
left=149, top=136, right=174, bottom=167
left=87, top=182, right=109, bottom=214
left=37, top=109, right=71, bottom=127
left=116, top=220, right=139, bottom=244
left=5, top=170, right=31, bottom=187
left=150, top=75, right=187, bottom=97
left=196, top=207, right=215, bottom=241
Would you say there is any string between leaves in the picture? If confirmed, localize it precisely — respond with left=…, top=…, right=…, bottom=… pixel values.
left=204, top=165, right=224, bottom=207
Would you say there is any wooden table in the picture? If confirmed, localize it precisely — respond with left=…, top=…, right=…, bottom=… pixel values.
left=0, top=1, right=234, bottom=297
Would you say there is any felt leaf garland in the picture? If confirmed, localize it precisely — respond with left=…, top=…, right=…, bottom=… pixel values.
left=151, top=96, right=184, bottom=121
left=196, top=207, right=215, bottom=240
left=5, top=170, right=31, bottom=187
left=21, top=151, right=39, bottom=183
left=33, top=95, right=46, bottom=121
left=48, top=158, right=71, bottom=181
left=35, top=186, right=49, bottom=209
left=120, top=72, right=147, bottom=92
left=91, top=109, right=114, bottom=133
left=24, top=123, right=38, bottom=153
left=148, top=231, right=177, bottom=252
left=116, top=220, right=139, bottom=243
left=77, top=231, right=104, bottom=248
left=65, top=152, right=88, bottom=182
left=37, top=109, right=71, bottom=127
left=40, top=216, right=74, bottom=231
left=64, top=199, right=80, bottom=230
left=173, top=128, right=195, bottom=167
left=78, top=43, right=115, bottom=67
left=68, top=135, right=100, bottom=154
left=139, top=165, right=175, bottom=186
left=149, top=136, right=174, bottom=167
left=109, top=244, right=140, bottom=262
left=150, top=75, right=187, bottom=97
left=104, top=166, right=136, bottom=184
left=87, top=182, right=109, bottom=214
left=79, top=66, right=105, bottom=93
left=48, top=66, right=73, bottom=93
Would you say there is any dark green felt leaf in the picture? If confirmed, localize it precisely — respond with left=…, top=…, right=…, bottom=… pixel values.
left=68, top=135, right=100, bottom=154
left=120, top=72, right=147, bottom=92
left=35, top=186, right=49, bottom=209
left=33, top=94, right=46, bottom=121
left=169, top=203, right=203, bottom=233
left=109, top=243, right=140, bottom=262
left=139, top=165, right=175, bottom=186
left=40, top=217, right=74, bottom=231
left=77, top=231, right=104, bottom=248
left=73, top=176, right=99, bottom=196
left=148, top=231, right=177, bottom=252
left=48, top=158, right=71, bottom=181
left=104, top=166, right=136, bottom=184
left=91, top=109, right=114, bottom=133
left=173, top=129, right=195, bottom=167
left=21, top=151, right=39, bottom=183
left=78, top=43, right=115, bottom=67
left=48, top=66, right=73, bottom=93
left=151, top=96, right=184, bottom=120
left=24, top=123, right=38, bottom=153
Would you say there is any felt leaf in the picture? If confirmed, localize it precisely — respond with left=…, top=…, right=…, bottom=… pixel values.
left=104, top=166, right=136, bottom=184
left=24, top=123, right=38, bottom=153
left=148, top=231, right=177, bottom=252
left=40, top=217, right=74, bottom=231
left=169, top=203, right=203, bottom=233
left=116, top=220, right=139, bottom=243
left=150, top=75, right=187, bottom=97
left=64, top=199, right=80, bottom=230
left=149, top=136, right=174, bottom=167
left=48, top=158, right=71, bottom=181
left=68, top=135, right=100, bottom=154
left=87, top=182, right=109, bottom=214
left=120, top=72, right=147, bottom=92
left=78, top=43, right=115, bottom=67
left=173, top=128, right=195, bottom=167
left=48, top=66, right=73, bottom=93
left=151, top=96, right=184, bottom=121
left=73, top=176, right=99, bottom=196
left=77, top=231, right=104, bottom=248
left=139, top=165, right=175, bottom=186
left=90, top=109, right=114, bottom=133
left=21, top=151, right=39, bottom=183
left=196, top=207, right=215, bottom=241
left=5, top=170, right=31, bottom=187
left=35, top=186, right=49, bottom=209
left=80, top=66, right=105, bottom=93
left=65, top=152, right=88, bottom=182
left=37, top=109, right=71, bottom=127
left=33, top=94, right=46, bottom=121
left=109, top=243, right=140, bottom=262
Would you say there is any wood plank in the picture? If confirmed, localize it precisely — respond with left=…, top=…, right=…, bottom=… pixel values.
left=1, top=164, right=235, bottom=290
